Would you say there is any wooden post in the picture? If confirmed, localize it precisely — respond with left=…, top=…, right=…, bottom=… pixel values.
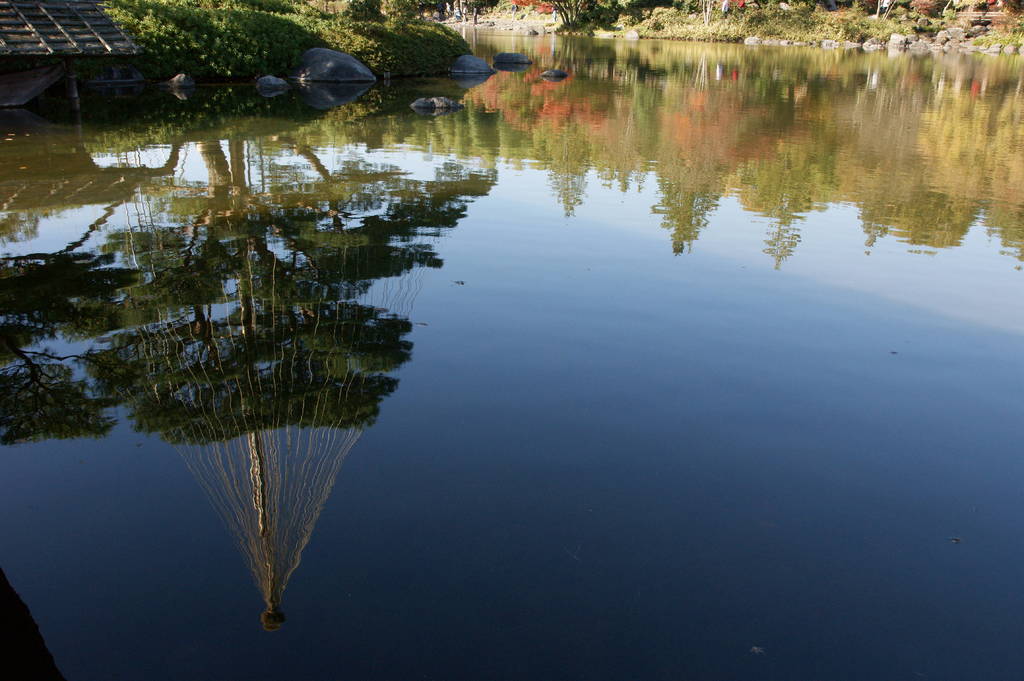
left=64, top=58, right=79, bottom=112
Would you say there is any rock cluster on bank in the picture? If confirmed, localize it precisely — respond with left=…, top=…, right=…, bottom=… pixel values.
left=741, top=16, right=1017, bottom=55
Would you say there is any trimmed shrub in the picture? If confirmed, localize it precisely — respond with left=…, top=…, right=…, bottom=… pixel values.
left=99, top=0, right=468, bottom=79
left=106, top=0, right=322, bottom=78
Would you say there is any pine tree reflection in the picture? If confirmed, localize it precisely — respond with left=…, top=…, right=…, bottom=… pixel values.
left=82, top=138, right=495, bottom=628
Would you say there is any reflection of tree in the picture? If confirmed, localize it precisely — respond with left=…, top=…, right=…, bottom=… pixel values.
left=435, top=42, right=1024, bottom=267
left=763, top=222, right=802, bottom=270
left=92, top=281, right=410, bottom=629
left=76, top=139, right=496, bottom=628
left=0, top=253, right=135, bottom=444
left=0, top=104, right=499, bottom=623
left=652, top=177, right=719, bottom=255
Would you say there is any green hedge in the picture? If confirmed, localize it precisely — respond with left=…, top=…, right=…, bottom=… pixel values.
left=101, top=0, right=469, bottom=79
left=306, top=17, right=474, bottom=76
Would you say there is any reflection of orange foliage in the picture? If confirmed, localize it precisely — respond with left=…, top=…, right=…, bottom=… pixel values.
left=466, top=70, right=790, bottom=171
left=659, top=90, right=780, bottom=167
left=466, top=69, right=606, bottom=133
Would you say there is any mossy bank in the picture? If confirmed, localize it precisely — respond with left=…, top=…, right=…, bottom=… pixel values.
left=96, top=0, right=470, bottom=80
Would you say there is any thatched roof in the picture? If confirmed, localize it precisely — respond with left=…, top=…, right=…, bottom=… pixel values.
left=0, top=1, right=140, bottom=56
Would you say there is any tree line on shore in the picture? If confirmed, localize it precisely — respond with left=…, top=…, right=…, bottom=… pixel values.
left=440, top=0, right=1022, bottom=43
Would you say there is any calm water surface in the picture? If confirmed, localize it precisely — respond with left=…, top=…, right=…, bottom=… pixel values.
left=2, top=34, right=1023, bottom=681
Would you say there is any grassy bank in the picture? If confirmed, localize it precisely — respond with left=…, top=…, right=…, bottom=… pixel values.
left=96, top=0, right=470, bottom=79
left=616, top=6, right=910, bottom=43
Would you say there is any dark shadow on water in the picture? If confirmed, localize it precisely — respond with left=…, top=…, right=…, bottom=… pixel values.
left=451, top=73, right=494, bottom=89
left=0, top=567, right=65, bottom=681
left=297, top=82, right=373, bottom=110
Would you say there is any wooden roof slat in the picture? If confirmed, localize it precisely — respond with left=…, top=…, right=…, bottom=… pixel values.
left=7, top=2, right=50, bottom=52
left=0, top=1, right=139, bottom=56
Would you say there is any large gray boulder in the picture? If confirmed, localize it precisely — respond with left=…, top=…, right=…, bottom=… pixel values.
left=493, top=52, right=532, bottom=64
left=291, top=48, right=376, bottom=83
left=451, top=54, right=496, bottom=74
left=946, top=27, right=966, bottom=41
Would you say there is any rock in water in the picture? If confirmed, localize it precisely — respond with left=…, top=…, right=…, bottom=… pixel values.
left=624, top=30, right=640, bottom=40
left=291, top=48, right=376, bottom=83
left=541, top=69, right=569, bottom=81
left=493, top=52, right=532, bottom=64
left=410, top=97, right=465, bottom=114
left=744, top=36, right=762, bottom=45
left=164, top=73, right=194, bottom=89
left=256, top=75, right=290, bottom=97
left=451, top=54, right=496, bottom=74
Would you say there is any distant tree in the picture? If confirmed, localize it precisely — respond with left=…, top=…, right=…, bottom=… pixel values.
left=510, top=0, right=592, bottom=25
left=382, top=0, right=420, bottom=19
left=342, top=0, right=384, bottom=20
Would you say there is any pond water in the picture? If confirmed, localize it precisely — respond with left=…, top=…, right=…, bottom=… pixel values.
left=1, top=33, right=1023, bottom=681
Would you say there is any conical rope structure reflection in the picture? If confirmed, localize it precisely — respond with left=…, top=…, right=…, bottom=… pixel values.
left=131, top=255, right=420, bottom=630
